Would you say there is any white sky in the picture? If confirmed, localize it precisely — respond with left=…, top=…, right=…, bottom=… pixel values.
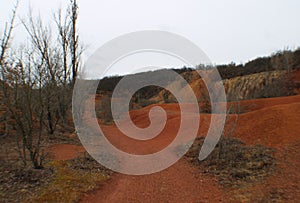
left=1, top=0, right=300, bottom=76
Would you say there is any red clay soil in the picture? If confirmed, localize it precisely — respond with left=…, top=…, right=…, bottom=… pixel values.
left=47, top=144, right=85, bottom=161
left=230, top=98, right=300, bottom=201
left=235, top=102, right=300, bottom=148
left=81, top=159, right=228, bottom=203
left=80, top=122, right=229, bottom=202
left=231, top=94, right=300, bottom=112
left=48, top=95, right=300, bottom=202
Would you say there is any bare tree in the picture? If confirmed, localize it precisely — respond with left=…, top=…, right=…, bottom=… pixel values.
left=54, top=0, right=83, bottom=127
left=70, top=0, right=81, bottom=85
left=0, top=0, right=83, bottom=168
left=0, top=0, right=19, bottom=137
left=22, top=0, right=82, bottom=134
left=1, top=42, right=47, bottom=168
left=22, top=15, right=60, bottom=135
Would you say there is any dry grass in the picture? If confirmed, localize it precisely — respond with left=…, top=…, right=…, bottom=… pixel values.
left=30, top=154, right=111, bottom=203
left=0, top=153, right=111, bottom=203
left=186, top=137, right=276, bottom=188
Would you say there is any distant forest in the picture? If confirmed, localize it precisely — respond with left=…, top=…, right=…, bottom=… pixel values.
left=96, top=48, right=300, bottom=93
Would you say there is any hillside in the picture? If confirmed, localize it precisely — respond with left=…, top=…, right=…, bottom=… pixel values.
left=93, top=49, right=300, bottom=123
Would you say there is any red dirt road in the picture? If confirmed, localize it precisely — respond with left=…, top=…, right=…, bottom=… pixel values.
left=81, top=159, right=228, bottom=203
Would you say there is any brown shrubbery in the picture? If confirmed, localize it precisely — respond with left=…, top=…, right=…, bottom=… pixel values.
left=186, top=137, right=276, bottom=187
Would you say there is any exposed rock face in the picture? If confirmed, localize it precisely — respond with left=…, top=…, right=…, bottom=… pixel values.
left=224, top=70, right=289, bottom=101
left=151, top=70, right=292, bottom=103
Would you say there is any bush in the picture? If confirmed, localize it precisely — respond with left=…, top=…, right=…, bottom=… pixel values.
left=186, top=137, right=276, bottom=187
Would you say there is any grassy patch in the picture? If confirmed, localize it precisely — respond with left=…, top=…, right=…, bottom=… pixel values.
left=31, top=154, right=111, bottom=202
left=0, top=153, right=111, bottom=203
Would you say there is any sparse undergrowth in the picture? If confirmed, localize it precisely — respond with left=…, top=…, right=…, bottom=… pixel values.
left=0, top=161, right=54, bottom=203
left=48, top=132, right=81, bottom=145
left=186, top=137, right=276, bottom=188
left=0, top=153, right=111, bottom=203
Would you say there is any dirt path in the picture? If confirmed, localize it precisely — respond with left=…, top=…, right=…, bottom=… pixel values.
left=78, top=103, right=229, bottom=202
left=81, top=159, right=227, bottom=203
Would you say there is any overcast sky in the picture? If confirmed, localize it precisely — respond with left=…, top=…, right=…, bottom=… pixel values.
left=1, top=0, right=300, bottom=76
